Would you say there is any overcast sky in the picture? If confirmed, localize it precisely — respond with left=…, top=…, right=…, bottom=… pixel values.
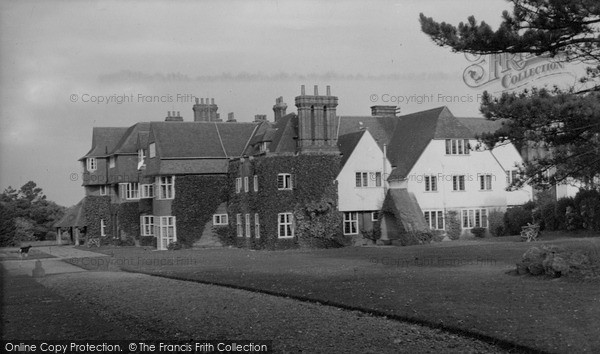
left=0, top=0, right=583, bottom=207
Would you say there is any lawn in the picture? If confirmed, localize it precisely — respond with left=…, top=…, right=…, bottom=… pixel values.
left=70, top=235, right=600, bottom=353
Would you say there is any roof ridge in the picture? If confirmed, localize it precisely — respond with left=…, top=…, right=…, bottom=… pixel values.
left=214, top=123, right=228, bottom=158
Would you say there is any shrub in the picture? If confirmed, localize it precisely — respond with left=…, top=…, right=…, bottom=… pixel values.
left=445, top=210, right=461, bottom=240
left=539, top=200, right=558, bottom=231
left=488, top=209, right=505, bottom=236
left=139, top=236, right=157, bottom=248
left=397, top=230, right=433, bottom=246
left=574, top=190, right=600, bottom=232
left=167, top=241, right=183, bottom=250
left=471, top=227, right=486, bottom=238
left=555, top=197, right=576, bottom=230
left=431, top=230, right=445, bottom=242
left=504, top=206, right=533, bottom=235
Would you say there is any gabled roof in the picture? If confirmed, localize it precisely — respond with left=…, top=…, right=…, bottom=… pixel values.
left=53, top=198, right=86, bottom=228
left=388, top=106, right=473, bottom=179
left=337, top=116, right=397, bottom=149
left=81, top=127, right=129, bottom=159
left=457, top=117, right=506, bottom=136
left=267, top=113, right=298, bottom=154
left=337, top=130, right=366, bottom=167
left=110, top=122, right=150, bottom=155
left=150, top=122, right=257, bottom=158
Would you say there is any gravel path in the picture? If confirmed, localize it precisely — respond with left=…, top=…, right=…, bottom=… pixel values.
left=39, top=271, right=507, bottom=353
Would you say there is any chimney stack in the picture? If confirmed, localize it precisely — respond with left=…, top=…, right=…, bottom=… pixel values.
left=370, top=105, right=399, bottom=117
left=227, top=112, right=237, bottom=123
left=254, top=114, right=267, bottom=123
left=272, top=96, right=288, bottom=122
left=165, top=110, right=183, bottom=122
left=193, top=97, right=220, bottom=122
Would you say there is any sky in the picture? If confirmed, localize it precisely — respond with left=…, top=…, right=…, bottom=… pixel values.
left=0, top=0, right=585, bottom=207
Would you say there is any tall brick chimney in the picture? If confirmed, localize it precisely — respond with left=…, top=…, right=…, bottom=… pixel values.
left=193, top=98, right=220, bottom=121
left=370, top=105, right=400, bottom=117
left=272, top=96, right=287, bottom=122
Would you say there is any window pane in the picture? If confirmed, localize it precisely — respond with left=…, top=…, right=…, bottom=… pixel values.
left=431, top=176, right=437, bottom=191
left=445, top=139, right=451, bottom=154
left=437, top=211, right=444, bottom=229
left=375, top=172, right=382, bottom=187
left=355, top=173, right=361, bottom=187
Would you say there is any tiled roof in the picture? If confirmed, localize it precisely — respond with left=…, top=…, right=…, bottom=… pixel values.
left=388, top=106, right=473, bottom=179
left=457, top=117, right=506, bottom=136
left=337, top=116, right=397, bottom=149
left=110, top=122, right=151, bottom=155
left=268, top=113, right=298, bottom=153
left=337, top=130, right=366, bottom=168
left=81, top=127, right=129, bottom=159
left=150, top=121, right=257, bottom=158
left=53, top=198, right=86, bottom=228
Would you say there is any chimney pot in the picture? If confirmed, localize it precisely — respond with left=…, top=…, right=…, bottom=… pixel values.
left=326, top=85, right=331, bottom=96
left=314, top=85, right=318, bottom=96
left=167, top=111, right=171, bottom=117
left=195, top=98, right=199, bottom=104
left=211, top=98, right=215, bottom=105
left=201, top=98, right=204, bottom=104
left=177, top=111, right=180, bottom=116
left=301, top=85, right=305, bottom=95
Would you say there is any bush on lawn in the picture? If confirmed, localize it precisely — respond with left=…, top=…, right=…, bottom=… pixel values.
left=431, top=230, right=445, bottom=242
left=445, top=210, right=461, bottom=240
left=516, top=245, right=598, bottom=278
left=574, top=190, right=600, bottom=232
left=488, top=209, right=505, bottom=236
left=167, top=241, right=183, bottom=250
left=140, top=236, right=156, bottom=248
left=471, top=227, right=486, bottom=238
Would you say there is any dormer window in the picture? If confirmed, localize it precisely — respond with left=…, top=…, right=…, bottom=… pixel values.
left=259, top=142, right=269, bottom=153
left=445, top=139, right=470, bottom=155
left=86, top=158, right=97, bottom=172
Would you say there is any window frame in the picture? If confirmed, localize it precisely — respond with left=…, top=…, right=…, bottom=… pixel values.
left=157, top=176, right=175, bottom=200
left=254, top=213, right=260, bottom=238
left=277, top=212, right=294, bottom=238
left=479, top=174, right=493, bottom=191
left=371, top=211, right=379, bottom=222
left=452, top=175, right=466, bottom=191
left=445, top=139, right=470, bottom=155
left=244, top=176, right=249, bottom=193
left=277, top=173, right=293, bottom=190
left=424, top=210, right=445, bottom=230
left=140, top=184, right=154, bottom=199
left=86, top=158, right=97, bottom=172
left=212, top=214, right=228, bottom=226
left=424, top=175, right=438, bottom=192
left=461, top=208, right=488, bottom=229
left=100, top=218, right=106, bottom=236
left=245, top=214, right=251, bottom=237
left=99, top=185, right=107, bottom=196
left=140, top=215, right=154, bottom=236
left=253, top=175, right=259, bottom=192
left=343, top=212, right=359, bottom=235
left=235, top=177, right=242, bottom=194
left=236, top=213, right=243, bottom=237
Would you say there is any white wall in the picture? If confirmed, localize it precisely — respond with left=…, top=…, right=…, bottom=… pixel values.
left=406, top=139, right=508, bottom=210
left=489, top=142, right=533, bottom=206
left=337, top=130, right=392, bottom=212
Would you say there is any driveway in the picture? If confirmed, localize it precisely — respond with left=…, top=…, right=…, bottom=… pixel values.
left=0, top=245, right=104, bottom=276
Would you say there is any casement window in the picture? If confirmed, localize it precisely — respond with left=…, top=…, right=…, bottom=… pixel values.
left=371, top=211, right=379, bottom=222
left=277, top=173, right=293, bottom=190
left=259, top=142, right=268, bottom=153
left=109, top=156, right=116, bottom=169
left=149, top=143, right=156, bottom=158
left=253, top=175, right=259, bottom=192
left=452, top=175, right=465, bottom=191
left=236, top=214, right=243, bottom=237
left=278, top=213, right=294, bottom=238
left=140, top=215, right=154, bottom=236
left=158, top=216, right=176, bottom=249
left=479, top=174, right=493, bottom=191
left=99, top=185, right=107, bottom=196
left=245, top=214, right=251, bottom=237
left=213, top=214, right=228, bottom=226
left=343, top=212, right=359, bottom=235
left=445, top=139, right=470, bottom=155
left=236, top=177, right=242, bottom=193
left=100, top=219, right=106, bottom=236
left=461, top=208, right=488, bottom=229
left=425, top=175, right=438, bottom=192
left=244, top=177, right=249, bottom=193
left=140, top=184, right=154, bottom=198
left=86, top=158, right=97, bottom=172
left=119, top=183, right=140, bottom=200
left=254, top=213, right=260, bottom=238
left=506, top=170, right=519, bottom=185
left=137, top=149, right=145, bottom=169
left=157, top=176, right=174, bottom=199
left=355, top=171, right=383, bottom=188
left=424, top=210, right=445, bottom=230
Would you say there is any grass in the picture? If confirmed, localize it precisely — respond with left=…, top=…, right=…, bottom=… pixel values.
left=69, top=235, right=600, bottom=353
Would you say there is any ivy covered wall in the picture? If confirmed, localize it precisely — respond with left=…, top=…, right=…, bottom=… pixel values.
left=225, top=154, right=346, bottom=249
left=84, top=196, right=111, bottom=239
left=171, top=175, right=229, bottom=247
left=116, top=201, right=139, bottom=244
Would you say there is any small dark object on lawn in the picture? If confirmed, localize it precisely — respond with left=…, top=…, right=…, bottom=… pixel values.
left=19, top=245, right=32, bottom=258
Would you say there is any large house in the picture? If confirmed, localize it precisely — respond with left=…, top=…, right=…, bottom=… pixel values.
left=63, top=86, right=533, bottom=249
